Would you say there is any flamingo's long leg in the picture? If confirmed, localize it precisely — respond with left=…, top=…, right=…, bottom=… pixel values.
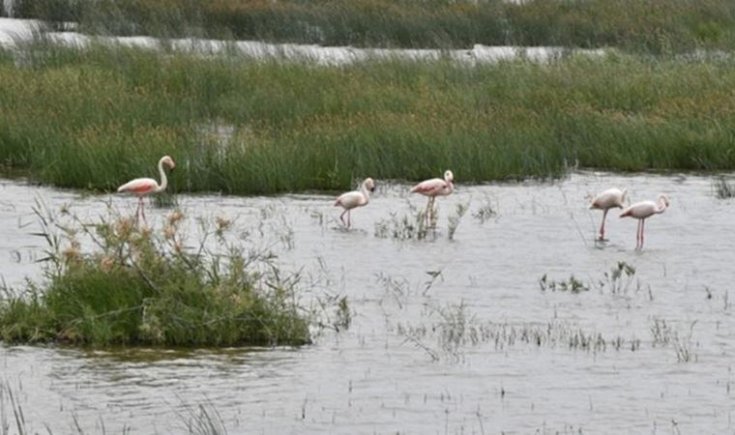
left=340, top=210, right=347, bottom=226
left=640, top=219, right=646, bottom=249
left=141, top=197, right=147, bottom=224
left=598, top=209, right=609, bottom=240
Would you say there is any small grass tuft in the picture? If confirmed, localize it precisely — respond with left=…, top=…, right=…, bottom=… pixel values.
left=538, top=274, right=589, bottom=293
left=713, top=176, right=735, bottom=199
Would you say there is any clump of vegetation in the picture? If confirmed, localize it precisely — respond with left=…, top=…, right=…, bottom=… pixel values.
left=713, top=176, right=735, bottom=199
left=374, top=205, right=431, bottom=241
left=541, top=261, right=643, bottom=296
left=539, top=274, right=589, bottom=293
left=650, top=318, right=697, bottom=363
left=472, top=196, right=497, bottom=224
left=0, top=203, right=312, bottom=347
left=598, top=261, right=638, bottom=295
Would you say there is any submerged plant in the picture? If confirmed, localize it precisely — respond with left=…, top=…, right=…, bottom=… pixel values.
left=0, top=201, right=312, bottom=347
left=713, top=176, right=735, bottom=199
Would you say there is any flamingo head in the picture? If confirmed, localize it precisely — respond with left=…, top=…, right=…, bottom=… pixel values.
left=658, top=193, right=670, bottom=207
left=364, top=177, right=376, bottom=192
left=444, top=170, right=454, bottom=183
left=161, top=155, right=176, bottom=170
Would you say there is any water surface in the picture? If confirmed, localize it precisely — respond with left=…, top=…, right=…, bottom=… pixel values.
left=1, top=172, right=734, bottom=434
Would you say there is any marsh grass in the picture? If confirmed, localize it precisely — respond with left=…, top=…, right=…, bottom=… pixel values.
left=12, top=0, right=735, bottom=53
left=651, top=318, right=697, bottom=362
left=541, top=261, right=643, bottom=296
left=0, top=201, right=311, bottom=347
left=3, top=42, right=735, bottom=194
left=374, top=204, right=431, bottom=241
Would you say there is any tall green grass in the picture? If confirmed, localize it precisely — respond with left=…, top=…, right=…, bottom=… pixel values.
left=0, top=204, right=311, bottom=346
left=10, top=0, right=735, bottom=53
left=1, top=42, right=735, bottom=194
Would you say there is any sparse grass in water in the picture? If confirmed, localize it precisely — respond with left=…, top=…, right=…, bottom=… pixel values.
left=374, top=204, right=431, bottom=241
left=539, top=274, right=589, bottom=293
left=0, top=202, right=312, bottom=347
left=472, top=196, right=496, bottom=224
left=713, top=176, right=735, bottom=199
left=396, top=301, right=642, bottom=362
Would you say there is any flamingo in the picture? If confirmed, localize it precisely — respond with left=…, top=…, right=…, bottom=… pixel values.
left=334, top=177, right=375, bottom=228
left=410, top=170, right=454, bottom=225
left=589, top=187, right=627, bottom=241
left=117, top=155, right=176, bottom=223
left=619, top=193, right=670, bottom=250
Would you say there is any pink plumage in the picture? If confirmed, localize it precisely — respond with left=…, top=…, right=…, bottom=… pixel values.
left=117, top=155, right=176, bottom=223
left=619, top=193, right=670, bottom=249
left=589, top=187, right=627, bottom=241
left=334, top=177, right=375, bottom=228
left=410, top=170, right=454, bottom=225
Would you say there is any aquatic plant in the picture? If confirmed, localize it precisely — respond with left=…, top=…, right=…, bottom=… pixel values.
left=396, top=302, right=643, bottom=362
left=650, top=318, right=697, bottom=363
left=374, top=206, right=430, bottom=241
left=447, top=202, right=469, bottom=241
left=713, top=176, right=735, bottom=199
left=0, top=202, right=312, bottom=347
left=472, top=196, right=497, bottom=224
left=538, top=274, right=589, bottom=293
left=598, top=260, right=638, bottom=295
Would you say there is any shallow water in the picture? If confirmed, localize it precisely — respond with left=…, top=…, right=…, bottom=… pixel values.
left=1, top=172, right=734, bottom=434
left=0, top=17, right=604, bottom=65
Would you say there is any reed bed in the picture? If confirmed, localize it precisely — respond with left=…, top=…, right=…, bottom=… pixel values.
left=9, top=0, right=735, bottom=53
left=1, top=42, right=735, bottom=194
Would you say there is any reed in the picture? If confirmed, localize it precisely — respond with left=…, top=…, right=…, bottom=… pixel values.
left=1, top=42, right=735, bottom=195
left=0, top=202, right=311, bottom=347
left=11, top=0, right=735, bottom=53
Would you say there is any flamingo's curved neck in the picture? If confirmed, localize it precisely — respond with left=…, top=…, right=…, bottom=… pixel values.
left=361, top=182, right=371, bottom=202
left=156, top=158, right=168, bottom=193
left=655, top=198, right=668, bottom=213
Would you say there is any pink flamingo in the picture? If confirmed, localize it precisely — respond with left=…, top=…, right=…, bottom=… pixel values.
left=619, top=194, right=670, bottom=250
left=589, top=187, right=627, bottom=241
left=410, top=170, right=454, bottom=225
left=334, top=177, right=375, bottom=228
left=117, top=155, right=176, bottom=223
